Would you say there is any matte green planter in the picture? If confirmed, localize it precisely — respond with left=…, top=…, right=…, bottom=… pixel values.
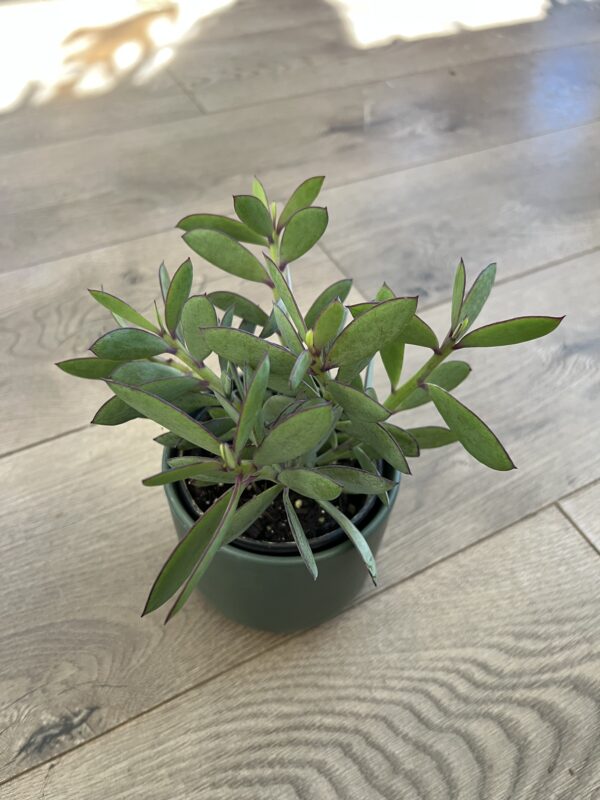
left=162, top=449, right=400, bottom=633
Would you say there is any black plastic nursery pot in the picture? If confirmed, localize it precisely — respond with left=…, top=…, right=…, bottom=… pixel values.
left=162, top=448, right=400, bottom=633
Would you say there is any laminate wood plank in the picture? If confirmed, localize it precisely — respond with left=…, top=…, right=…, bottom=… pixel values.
left=560, top=481, right=600, bottom=552
left=3, top=42, right=600, bottom=271
left=5, top=506, right=600, bottom=799
left=0, top=251, right=596, bottom=778
left=171, top=1, right=600, bottom=111
left=0, top=229, right=355, bottom=455
left=320, top=122, right=600, bottom=299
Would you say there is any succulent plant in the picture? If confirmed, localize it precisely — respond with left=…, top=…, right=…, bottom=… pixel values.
left=58, top=176, right=563, bottom=621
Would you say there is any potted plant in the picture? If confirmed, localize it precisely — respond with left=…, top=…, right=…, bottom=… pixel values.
left=58, top=176, right=563, bottom=633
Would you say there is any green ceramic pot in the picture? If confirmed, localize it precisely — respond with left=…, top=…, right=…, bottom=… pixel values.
left=162, top=448, right=400, bottom=633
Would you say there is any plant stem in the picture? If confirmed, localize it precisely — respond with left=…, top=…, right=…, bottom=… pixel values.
left=383, top=340, right=452, bottom=412
left=162, top=333, right=221, bottom=391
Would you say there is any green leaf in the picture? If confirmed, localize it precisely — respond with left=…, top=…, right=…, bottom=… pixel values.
left=154, top=432, right=195, bottom=450
left=279, top=207, right=328, bottom=263
left=143, top=459, right=234, bottom=486
left=165, top=259, right=193, bottom=334
left=382, top=424, right=420, bottom=457
left=456, top=316, right=564, bottom=348
left=273, top=306, right=303, bottom=355
left=305, top=279, right=353, bottom=330
left=91, top=328, right=170, bottom=360
left=398, top=361, right=472, bottom=410
left=207, top=291, right=268, bottom=326
left=427, top=384, right=514, bottom=470
left=200, top=327, right=296, bottom=375
left=159, top=262, right=170, bottom=302
left=111, top=360, right=181, bottom=384
left=373, top=285, right=405, bottom=388
left=89, top=290, right=157, bottom=333
left=263, top=395, right=296, bottom=425
left=313, top=300, right=344, bottom=351
left=402, top=316, right=439, bottom=350
left=181, top=295, right=218, bottom=362
left=289, top=349, right=311, bottom=391
left=223, top=484, right=282, bottom=545
left=93, top=376, right=207, bottom=426
left=56, top=357, right=121, bottom=379
left=183, top=229, right=267, bottom=283
left=328, top=382, right=390, bottom=422
left=255, top=404, right=334, bottom=465
left=108, top=382, right=222, bottom=455
left=316, top=465, right=395, bottom=495
left=345, top=419, right=410, bottom=474
left=451, top=259, right=466, bottom=331
left=352, top=447, right=389, bottom=507
left=236, top=355, right=270, bottom=457
left=283, top=490, right=318, bottom=580
left=407, top=426, right=457, bottom=449
left=459, top=263, right=496, bottom=331
left=233, top=194, right=274, bottom=238
left=318, top=500, right=377, bottom=585
left=279, top=468, right=341, bottom=501
left=166, top=483, right=244, bottom=620
left=264, top=257, right=307, bottom=335
left=177, top=213, right=267, bottom=245
left=327, top=298, right=417, bottom=367
left=251, top=176, right=269, bottom=208
left=143, top=488, right=235, bottom=615
left=278, top=176, right=325, bottom=229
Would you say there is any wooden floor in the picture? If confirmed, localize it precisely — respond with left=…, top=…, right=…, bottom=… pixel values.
left=1, top=1, right=600, bottom=797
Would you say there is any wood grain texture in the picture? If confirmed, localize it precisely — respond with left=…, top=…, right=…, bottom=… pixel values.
left=172, top=1, right=600, bottom=111
left=0, top=232, right=357, bottom=456
left=320, top=121, right=600, bottom=300
left=0, top=250, right=596, bottom=779
left=3, top=41, right=600, bottom=271
left=560, top=480, right=600, bottom=552
left=4, top=506, right=600, bottom=799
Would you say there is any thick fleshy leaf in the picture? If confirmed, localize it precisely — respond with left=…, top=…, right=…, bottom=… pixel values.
left=181, top=295, right=218, bottom=362
left=183, top=229, right=267, bottom=283
left=159, top=262, right=170, bottom=302
left=233, top=194, right=274, bottom=237
left=264, top=257, right=306, bottom=335
left=349, top=303, right=438, bottom=350
left=56, top=357, right=121, bottom=379
left=352, top=447, right=389, bottom=507
left=273, top=306, right=303, bottom=355
left=459, top=263, right=496, bottom=331
left=278, top=467, right=341, bottom=501
left=316, top=465, right=395, bottom=494
left=111, top=361, right=181, bottom=384
left=108, top=382, right=222, bottom=455
left=457, top=316, right=564, bottom=348
left=91, top=328, right=170, bottom=360
left=89, top=290, right=157, bottom=332
left=251, top=176, right=269, bottom=208
left=327, top=297, right=417, bottom=367
left=305, top=278, right=353, bottom=329
left=289, top=349, right=311, bottom=391
left=278, top=176, right=325, bottom=229
left=407, top=426, right=457, bottom=449
left=398, top=361, right=471, bottom=410
left=427, top=383, right=514, bottom=470
left=166, top=483, right=243, bottom=620
left=200, top=327, right=296, bottom=374
left=313, top=300, right=344, bottom=351
left=283, top=490, right=318, bottom=579
left=374, top=284, right=405, bottom=387
left=263, top=395, right=297, bottom=425
left=208, top=291, right=268, bottom=326
left=93, top=376, right=208, bottom=426
left=328, top=382, right=390, bottom=422
left=382, top=424, right=420, bottom=457
left=279, top=207, right=328, bottom=263
left=236, top=355, right=270, bottom=456
left=165, top=258, right=193, bottom=334
left=451, top=259, right=466, bottom=331
left=318, top=500, right=377, bottom=584
left=222, top=484, right=282, bottom=545
left=154, top=432, right=195, bottom=450
left=344, top=419, right=410, bottom=474
left=177, top=213, right=267, bottom=245
left=255, top=404, right=334, bottom=465
left=143, top=459, right=234, bottom=486
left=143, top=488, right=234, bottom=615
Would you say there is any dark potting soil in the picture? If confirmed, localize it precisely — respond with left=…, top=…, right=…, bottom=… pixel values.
left=186, top=479, right=364, bottom=544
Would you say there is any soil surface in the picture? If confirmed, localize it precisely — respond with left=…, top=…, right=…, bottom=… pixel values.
left=186, top=479, right=364, bottom=544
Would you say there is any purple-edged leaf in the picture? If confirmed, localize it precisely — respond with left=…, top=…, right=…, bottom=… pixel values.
left=289, top=349, right=311, bottom=391
left=313, top=300, right=345, bottom=351
left=459, top=262, right=496, bottom=331
left=316, top=465, right=396, bottom=495
left=345, top=419, right=411, bottom=474
left=375, top=283, right=405, bottom=387
left=251, top=176, right=269, bottom=208
left=93, top=376, right=208, bottom=426
left=235, top=355, right=270, bottom=457
left=181, top=295, right=218, bottom=362
left=143, top=459, right=235, bottom=486
left=305, top=278, right=352, bottom=329
left=183, top=229, right=267, bottom=283
left=328, top=382, right=390, bottom=422
left=89, top=290, right=157, bottom=333
left=223, top=484, right=282, bottom=545
left=398, top=361, right=471, bottom=410
left=278, top=468, right=341, bottom=501
left=280, top=207, right=328, bottom=263
left=451, top=259, right=466, bottom=331
left=200, top=327, right=296, bottom=374
left=208, top=291, right=268, bottom=326
left=349, top=303, right=438, bottom=350
left=427, top=383, right=514, bottom=470
left=255, top=404, right=334, bottom=465
left=456, top=316, right=564, bottom=348
left=233, top=194, right=273, bottom=238
left=318, top=500, right=378, bottom=585
left=91, top=328, right=170, bottom=360
left=278, top=176, right=325, bottom=229
left=407, top=426, right=457, bottom=449
left=382, top=424, right=420, bottom=457
left=177, top=213, right=267, bottom=246
left=56, top=357, right=121, bottom=379
left=273, top=306, right=303, bottom=355
left=111, top=360, right=181, bottom=385
left=283, top=490, right=318, bottom=579
left=264, top=256, right=306, bottom=335
left=165, top=258, right=193, bottom=334
left=159, top=262, right=170, bottom=302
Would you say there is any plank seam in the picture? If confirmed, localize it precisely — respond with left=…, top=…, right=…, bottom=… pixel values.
left=555, top=502, right=600, bottom=558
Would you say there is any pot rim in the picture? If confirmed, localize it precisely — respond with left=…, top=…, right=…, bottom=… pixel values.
left=162, top=448, right=401, bottom=566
